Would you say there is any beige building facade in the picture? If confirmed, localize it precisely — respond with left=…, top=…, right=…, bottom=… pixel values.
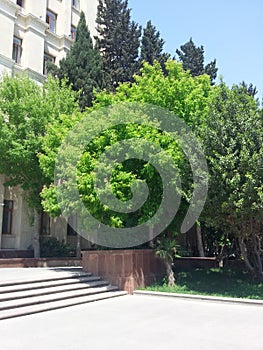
left=0, top=0, right=97, bottom=82
left=0, top=0, right=98, bottom=251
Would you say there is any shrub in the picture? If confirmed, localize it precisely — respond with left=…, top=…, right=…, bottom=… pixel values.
left=40, top=237, right=74, bottom=257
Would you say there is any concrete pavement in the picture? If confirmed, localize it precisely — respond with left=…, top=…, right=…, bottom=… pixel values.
left=1, top=293, right=263, bottom=350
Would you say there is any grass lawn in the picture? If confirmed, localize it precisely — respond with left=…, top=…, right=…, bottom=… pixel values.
left=144, top=268, right=263, bottom=300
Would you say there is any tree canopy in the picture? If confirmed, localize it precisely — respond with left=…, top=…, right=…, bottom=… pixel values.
left=48, top=11, right=103, bottom=110
left=200, top=82, right=263, bottom=279
left=0, top=75, right=79, bottom=256
left=96, top=0, right=141, bottom=91
left=140, top=20, right=170, bottom=70
left=0, top=76, right=78, bottom=209
left=176, top=38, right=218, bottom=84
left=40, top=61, right=212, bottom=246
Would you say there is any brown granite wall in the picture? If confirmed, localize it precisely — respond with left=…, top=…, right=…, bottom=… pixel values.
left=82, top=249, right=166, bottom=294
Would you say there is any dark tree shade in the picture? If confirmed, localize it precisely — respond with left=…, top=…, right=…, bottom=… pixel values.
left=48, top=12, right=104, bottom=110
left=140, top=20, right=170, bottom=69
left=96, top=0, right=141, bottom=91
left=176, top=38, right=218, bottom=84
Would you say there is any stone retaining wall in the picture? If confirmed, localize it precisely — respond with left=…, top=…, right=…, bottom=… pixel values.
left=82, top=249, right=166, bottom=294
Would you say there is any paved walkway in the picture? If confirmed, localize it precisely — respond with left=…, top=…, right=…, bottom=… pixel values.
left=1, top=292, right=263, bottom=350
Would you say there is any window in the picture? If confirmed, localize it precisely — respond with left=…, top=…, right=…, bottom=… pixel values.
left=2, top=200, right=13, bottom=235
left=71, top=26, right=76, bottom=41
left=46, top=10, right=57, bottom=33
left=40, top=212, right=50, bottom=235
left=16, top=0, right=24, bottom=7
left=67, top=215, right=77, bottom=236
left=43, top=53, right=55, bottom=75
left=72, top=0, right=79, bottom=9
left=12, top=37, right=22, bottom=64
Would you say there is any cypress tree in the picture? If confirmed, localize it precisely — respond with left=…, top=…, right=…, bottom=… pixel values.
left=140, top=20, right=170, bottom=69
left=239, top=81, right=258, bottom=98
left=176, top=38, right=218, bottom=84
left=96, top=0, right=141, bottom=91
left=48, top=12, right=104, bottom=110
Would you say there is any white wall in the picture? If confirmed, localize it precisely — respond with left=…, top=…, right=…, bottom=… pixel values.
left=0, top=0, right=98, bottom=82
left=0, top=0, right=16, bottom=59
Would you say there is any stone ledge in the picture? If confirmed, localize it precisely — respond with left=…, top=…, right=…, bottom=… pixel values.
left=0, top=258, right=81, bottom=268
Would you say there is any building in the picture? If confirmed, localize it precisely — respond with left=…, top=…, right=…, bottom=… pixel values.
left=0, top=0, right=98, bottom=253
left=0, top=0, right=97, bottom=83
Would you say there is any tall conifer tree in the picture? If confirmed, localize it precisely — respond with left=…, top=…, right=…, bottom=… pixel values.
left=176, top=38, right=218, bottom=84
left=48, top=12, right=103, bottom=110
left=96, top=0, right=141, bottom=91
left=140, top=20, right=170, bottom=69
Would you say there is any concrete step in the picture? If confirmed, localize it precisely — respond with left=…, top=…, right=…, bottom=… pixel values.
left=0, top=285, right=120, bottom=310
left=0, top=280, right=110, bottom=301
left=0, top=271, right=92, bottom=287
left=0, top=275, right=101, bottom=294
left=0, top=290, right=128, bottom=320
left=0, top=267, right=127, bottom=319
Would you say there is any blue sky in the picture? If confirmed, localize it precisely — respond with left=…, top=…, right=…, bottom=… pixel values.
left=129, top=0, right=263, bottom=101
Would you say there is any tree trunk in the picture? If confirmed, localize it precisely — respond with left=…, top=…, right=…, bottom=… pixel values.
left=74, top=215, right=81, bottom=258
left=166, top=260, right=175, bottom=286
left=148, top=226, right=154, bottom=248
left=33, top=209, right=40, bottom=258
left=239, top=237, right=254, bottom=273
left=239, top=236, right=263, bottom=281
left=196, top=224, right=205, bottom=257
left=76, top=233, right=81, bottom=258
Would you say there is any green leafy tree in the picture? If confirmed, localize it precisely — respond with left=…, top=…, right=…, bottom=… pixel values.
left=40, top=61, right=212, bottom=256
left=176, top=38, right=218, bottom=84
left=48, top=11, right=104, bottom=110
left=140, top=20, right=170, bottom=70
left=0, top=75, right=78, bottom=257
left=96, top=0, right=141, bottom=91
left=41, top=105, right=182, bottom=233
left=200, top=82, right=263, bottom=279
left=96, top=60, right=212, bottom=127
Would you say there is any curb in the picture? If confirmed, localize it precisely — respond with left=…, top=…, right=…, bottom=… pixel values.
left=133, top=290, right=263, bottom=306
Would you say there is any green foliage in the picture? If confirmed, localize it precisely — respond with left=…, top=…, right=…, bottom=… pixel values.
left=155, top=236, right=178, bottom=262
left=96, top=0, right=141, bottom=91
left=144, top=268, right=263, bottom=300
left=95, top=60, right=212, bottom=127
left=39, top=236, right=73, bottom=257
left=0, top=75, right=78, bottom=210
left=238, top=81, right=258, bottom=98
left=140, top=20, right=170, bottom=70
left=201, top=82, right=262, bottom=228
left=200, top=81, right=263, bottom=278
left=40, top=60, right=212, bottom=249
left=48, top=11, right=104, bottom=110
left=77, top=122, right=180, bottom=229
left=39, top=111, right=82, bottom=217
left=176, top=38, right=218, bottom=84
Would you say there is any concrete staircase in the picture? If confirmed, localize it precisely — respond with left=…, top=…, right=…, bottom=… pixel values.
left=0, top=268, right=127, bottom=320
